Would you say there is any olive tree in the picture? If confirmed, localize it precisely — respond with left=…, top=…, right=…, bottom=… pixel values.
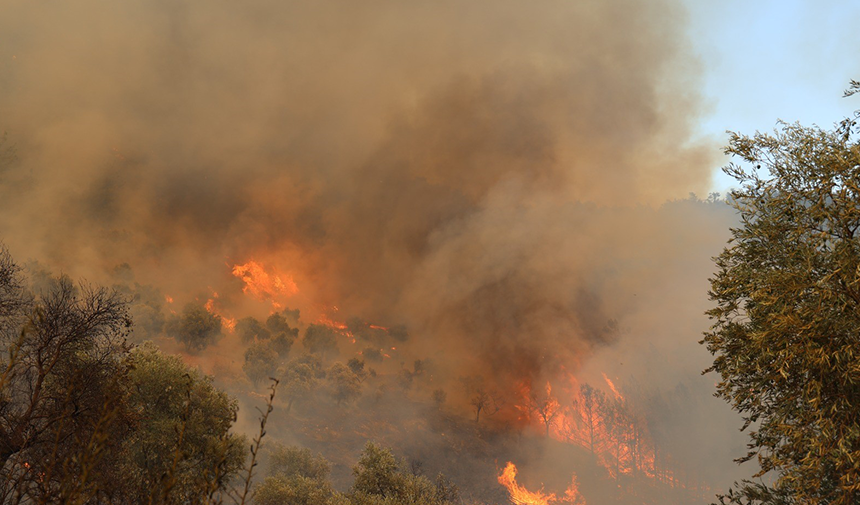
left=703, top=107, right=860, bottom=504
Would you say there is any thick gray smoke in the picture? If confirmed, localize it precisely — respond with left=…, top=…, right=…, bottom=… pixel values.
left=0, top=0, right=747, bottom=496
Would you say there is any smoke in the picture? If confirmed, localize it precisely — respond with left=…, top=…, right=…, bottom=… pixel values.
left=0, top=0, right=747, bottom=497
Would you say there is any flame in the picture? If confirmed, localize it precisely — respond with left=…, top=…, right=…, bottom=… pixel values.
left=601, top=373, right=623, bottom=401
left=231, top=260, right=299, bottom=308
left=498, top=462, right=557, bottom=505
left=204, top=293, right=236, bottom=333
left=316, top=312, right=356, bottom=343
left=512, top=373, right=685, bottom=485
left=498, top=462, right=585, bottom=505
left=165, top=295, right=174, bottom=304
left=563, top=473, right=586, bottom=505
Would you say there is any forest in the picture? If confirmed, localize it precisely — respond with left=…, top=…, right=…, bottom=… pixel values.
left=1, top=0, right=859, bottom=504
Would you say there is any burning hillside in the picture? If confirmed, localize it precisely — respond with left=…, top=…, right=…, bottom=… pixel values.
left=0, top=0, right=750, bottom=502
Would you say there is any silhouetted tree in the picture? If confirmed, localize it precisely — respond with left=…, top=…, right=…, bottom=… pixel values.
left=168, top=303, right=221, bottom=353
left=237, top=316, right=271, bottom=344
left=244, top=341, right=280, bottom=386
left=279, top=357, right=321, bottom=414
left=327, top=363, right=362, bottom=406
left=303, top=324, right=339, bottom=360
left=527, top=387, right=561, bottom=437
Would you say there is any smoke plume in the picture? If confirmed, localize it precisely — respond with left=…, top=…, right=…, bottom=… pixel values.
left=0, top=0, right=747, bottom=497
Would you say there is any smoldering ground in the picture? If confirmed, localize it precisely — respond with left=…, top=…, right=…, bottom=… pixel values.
left=0, top=0, right=748, bottom=500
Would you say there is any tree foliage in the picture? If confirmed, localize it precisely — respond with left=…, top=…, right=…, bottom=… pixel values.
left=303, top=324, right=339, bottom=359
left=0, top=267, right=133, bottom=501
left=703, top=115, right=860, bottom=504
left=168, top=303, right=222, bottom=353
left=244, top=341, right=281, bottom=386
left=279, top=356, right=321, bottom=414
left=327, top=362, right=362, bottom=406
left=254, top=443, right=458, bottom=505
left=237, top=317, right=271, bottom=344
left=121, top=342, right=245, bottom=502
left=0, top=246, right=247, bottom=502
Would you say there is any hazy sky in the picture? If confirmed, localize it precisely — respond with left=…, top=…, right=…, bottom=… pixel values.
left=686, top=0, right=860, bottom=194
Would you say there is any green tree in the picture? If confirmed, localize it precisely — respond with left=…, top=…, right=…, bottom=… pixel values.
left=350, top=443, right=460, bottom=505
left=168, top=303, right=222, bottom=353
left=303, top=324, right=339, bottom=359
left=268, top=445, right=331, bottom=481
left=266, top=309, right=300, bottom=332
left=270, top=330, right=296, bottom=358
left=244, top=341, right=281, bottom=386
left=254, top=445, right=340, bottom=505
left=254, top=475, right=340, bottom=505
left=0, top=261, right=133, bottom=501
left=279, top=357, right=321, bottom=414
left=327, top=362, right=362, bottom=406
left=703, top=112, right=860, bottom=504
left=237, top=316, right=271, bottom=344
left=120, top=342, right=245, bottom=502
left=0, top=248, right=245, bottom=502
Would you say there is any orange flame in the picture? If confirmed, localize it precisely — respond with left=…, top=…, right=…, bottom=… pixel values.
left=316, top=312, right=356, bottom=343
left=231, top=260, right=298, bottom=307
left=498, top=462, right=585, bottom=505
left=513, top=373, right=682, bottom=484
left=602, top=373, right=623, bottom=401
left=204, top=293, right=236, bottom=333
left=498, top=462, right=557, bottom=505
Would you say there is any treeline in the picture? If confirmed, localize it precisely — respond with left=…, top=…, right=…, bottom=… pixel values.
left=0, top=247, right=245, bottom=502
left=0, top=245, right=465, bottom=504
left=255, top=443, right=460, bottom=505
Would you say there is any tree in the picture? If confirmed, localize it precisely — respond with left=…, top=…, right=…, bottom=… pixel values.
left=303, top=324, right=339, bottom=359
left=527, top=386, right=561, bottom=437
left=254, top=445, right=338, bottom=505
left=254, top=443, right=458, bottom=505
left=237, top=316, right=271, bottom=344
left=703, top=112, right=860, bottom=505
left=120, top=342, right=245, bottom=503
left=269, top=331, right=295, bottom=357
left=579, top=384, right=604, bottom=455
left=350, top=442, right=460, bottom=505
left=268, top=445, right=331, bottom=481
left=347, top=357, right=368, bottom=382
left=168, top=303, right=222, bottom=353
left=264, top=311, right=300, bottom=357
left=470, top=388, right=501, bottom=424
left=327, top=362, right=362, bottom=406
left=0, top=263, right=133, bottom=501
left=0, top=247, right=247, bottom=502
left=244, top=341, right=280, bottom=386
left=279, top=357, right=321, bottom=414
left=266, top=309, right=300, bottom=332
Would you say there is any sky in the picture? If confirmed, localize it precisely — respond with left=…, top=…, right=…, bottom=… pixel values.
left=686, top=0, right=860, bottom=195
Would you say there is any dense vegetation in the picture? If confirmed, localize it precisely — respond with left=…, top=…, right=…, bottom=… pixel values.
left=0, top=249, right=248, bottom=503
left=704, top=86, right=860, bottom=504
left=255, top=443, right=459, bottom=505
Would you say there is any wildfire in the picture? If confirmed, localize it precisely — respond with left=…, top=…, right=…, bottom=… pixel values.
left=316, top=312, right=356, bottom=344
left=513, top=373, right=682, bottom=485
left=204, top=292, right=237, bottom=333
left=498, top=462, right=584, bottom=505
left=231, top=260, right=299, bottom=308
left=601, top=373, right=623, bottom=401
